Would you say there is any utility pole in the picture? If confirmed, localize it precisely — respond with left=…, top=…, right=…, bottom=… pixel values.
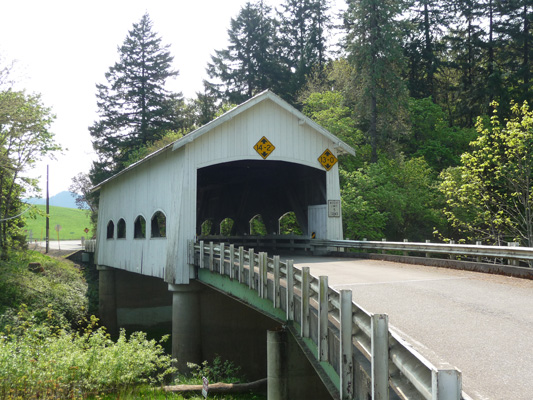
left=46, top=165, right=49, bottom=253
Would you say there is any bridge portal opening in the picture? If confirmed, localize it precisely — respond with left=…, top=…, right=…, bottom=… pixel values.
left=197, top=160, right=326, bottom=236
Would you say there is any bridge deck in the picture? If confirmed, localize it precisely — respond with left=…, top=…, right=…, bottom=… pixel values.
left=286, top=255, right=533, bottom=400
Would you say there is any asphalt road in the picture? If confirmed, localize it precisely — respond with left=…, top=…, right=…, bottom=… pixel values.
left=289, top=256, right=533, bottom=400
left=31, top=240, right=84, bottom=251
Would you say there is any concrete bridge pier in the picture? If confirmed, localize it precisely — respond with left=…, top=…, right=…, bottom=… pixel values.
left=168, top=282, right=203, bottom=373
left=97, top=265, right=118, bottom=337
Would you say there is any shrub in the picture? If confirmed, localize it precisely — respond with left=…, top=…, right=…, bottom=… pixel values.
left=0, top=307, right=175, bottom=399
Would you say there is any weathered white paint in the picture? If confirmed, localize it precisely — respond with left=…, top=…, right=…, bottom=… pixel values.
left=95, top=90, right=354, bottom=284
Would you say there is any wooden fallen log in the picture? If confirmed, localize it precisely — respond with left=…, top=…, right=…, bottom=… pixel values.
left=164, top=378, right=267, bottom=394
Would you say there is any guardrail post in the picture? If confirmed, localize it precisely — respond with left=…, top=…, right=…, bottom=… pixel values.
left=403, top=239, right=408, bottom=256
left=238, top=246, right=244, bottom=283
left=476, top=241, right=482, bottom=262
left=340, top=289, right=354, bottom=400
left=273, top=255, right=280, bottom=309
left=199, top=241, right=205, bottom=269
left=286, top=260, right=294, bottom=321
left=229, top=244, right=235, bottom=279
left=432, top=369, right=461, bottom=400
left=371, top=314, right=389, bottom=400
left=209, top=242, right=214, bottom=271
left=318, top=276, right=329, bottom=362
left=219, top=243, right=225, bottom=275
left=381, top=238, right=386, bottom=255
left=301, top=266, right=310, bottom=338
left=425, top=240, right=431, bottom=258
left=262, top=252, right=268, bottom=299
left=248, top=248, right=255, bottom=290
left=258, top=252, right=265, bottom=298
left=508, top=242, right=519, bottom=266
left=449, top=240, right=455, bottom=260
left=513, top=242, right=520, bottom=266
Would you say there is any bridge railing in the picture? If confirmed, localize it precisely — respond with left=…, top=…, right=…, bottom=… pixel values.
left=84, top=239, right=96, bottom=253
left=191, top=240, right=466, bottom=400
left=314, top=239, right=532, bottom=267
left=198, top=235, right=533, bottom=268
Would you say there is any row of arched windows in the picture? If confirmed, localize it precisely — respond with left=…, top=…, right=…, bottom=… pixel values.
left=107, top=211, right=166, bottom=239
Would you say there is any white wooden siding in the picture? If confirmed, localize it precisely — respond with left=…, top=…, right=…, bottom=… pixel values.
left=95, top=94, right=350, bottom=284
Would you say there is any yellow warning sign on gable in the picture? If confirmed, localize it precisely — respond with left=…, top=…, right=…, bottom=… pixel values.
left=318, top=149, right=338, bottom=171
left=254, top=136, right=276, bottom=159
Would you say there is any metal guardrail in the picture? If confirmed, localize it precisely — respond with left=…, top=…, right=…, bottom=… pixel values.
left=314, top=239, right=531, bottom=266
left=199, top=235, right=533, bottom=267
left=191, top=240, right=466, bottom=400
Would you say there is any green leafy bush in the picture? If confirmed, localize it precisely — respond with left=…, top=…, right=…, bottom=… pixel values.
left=182, top=355, right=243, bottom=385
left=0, top=307, right=175, bottom=399
left=0, top=250, right=88, bottom=331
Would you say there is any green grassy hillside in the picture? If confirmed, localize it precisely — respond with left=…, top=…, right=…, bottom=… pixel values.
left=23, top=205, right=92, bottom=241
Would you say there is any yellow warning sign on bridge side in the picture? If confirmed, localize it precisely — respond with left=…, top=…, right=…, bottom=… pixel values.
left=318, top=149, right=337, bottom=171
left=254, top=136, right=276, bottom=159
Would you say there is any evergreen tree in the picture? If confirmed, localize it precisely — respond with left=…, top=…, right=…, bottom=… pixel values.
left=403, top=0, right=449, bottom=99
left=277, top=0, right=331, bottom=101
left=89, top=13, right=182, bottom=184
left=206, top=1, right=287, bottom=104
left=444, top=0, right=487, bottom=126
left=496, top=0, right=532, bottom=106
left=344, top=0, right=409, bottom=162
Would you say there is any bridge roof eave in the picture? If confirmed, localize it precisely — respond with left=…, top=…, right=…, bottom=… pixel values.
left=171, top=90, right=356, bottom=157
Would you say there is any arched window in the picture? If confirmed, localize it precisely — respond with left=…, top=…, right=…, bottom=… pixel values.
left=249, top=214, right=267, bottom=236
left=278, top=211, right=303, bottom=235
left=117, top=218, right=126, bottom=239
left=107, top=220, right=114, bottom=239
left=151, top=211, right=166, bottom=238
left=220, top=217, right=234, bottom=236
left=201, top=220, right=213, bottom=236
left=134, top=215, right=146, bottom=239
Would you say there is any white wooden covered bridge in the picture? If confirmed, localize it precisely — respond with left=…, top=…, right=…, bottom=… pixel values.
left=93, top=90, right=357, bottom=399
left=94, top=90, right=354, bottom=285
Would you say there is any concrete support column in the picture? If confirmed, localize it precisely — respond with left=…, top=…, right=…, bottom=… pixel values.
left=97, top=265, right=118, bottom=337
left=168, top=281, right=203, bottom=373
left=267, top=328, right=288, bottom=400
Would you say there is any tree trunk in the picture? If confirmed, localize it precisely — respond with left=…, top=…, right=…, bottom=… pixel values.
left=164, top=378, right=267, bottom=394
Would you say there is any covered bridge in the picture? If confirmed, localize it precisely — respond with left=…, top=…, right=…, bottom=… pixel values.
left=93, top=90, right=355, bottom=285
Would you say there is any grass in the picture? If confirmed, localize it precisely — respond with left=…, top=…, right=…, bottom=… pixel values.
left=0, top=250, right=89, bottom=328
left=22, top=204, right=92, bottom=241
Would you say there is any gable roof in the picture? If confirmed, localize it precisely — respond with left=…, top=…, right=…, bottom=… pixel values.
left=93, top=90, right=355, bottom=191
left=171, top=90, right=355, bottom=156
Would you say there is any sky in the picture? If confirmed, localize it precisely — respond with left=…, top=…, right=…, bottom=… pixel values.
left=0, top=0, right=344, bottom=197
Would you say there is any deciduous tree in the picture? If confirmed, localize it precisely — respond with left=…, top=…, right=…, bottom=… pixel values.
left=0, top=90, right=60, bottom=256
left=440, top=101, right=533, bottom=246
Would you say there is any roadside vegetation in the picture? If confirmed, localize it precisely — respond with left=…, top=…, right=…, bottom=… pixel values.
left=0, top=250, right=263, bottom=399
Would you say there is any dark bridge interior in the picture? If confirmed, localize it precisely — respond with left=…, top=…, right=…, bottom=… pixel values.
left=197, top=160, right=326, bottom=235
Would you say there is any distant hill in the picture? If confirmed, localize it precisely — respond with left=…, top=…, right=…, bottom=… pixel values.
left=25, top=191, right=84, bottom=209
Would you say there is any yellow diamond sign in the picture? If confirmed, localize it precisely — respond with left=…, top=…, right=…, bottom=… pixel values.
left=254, top=136, right=276, bottom=159
left=318, top=149, right=338, bottom=171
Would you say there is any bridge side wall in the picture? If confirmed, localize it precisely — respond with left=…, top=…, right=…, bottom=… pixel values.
left=95, top=147, right=194, bottom=284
